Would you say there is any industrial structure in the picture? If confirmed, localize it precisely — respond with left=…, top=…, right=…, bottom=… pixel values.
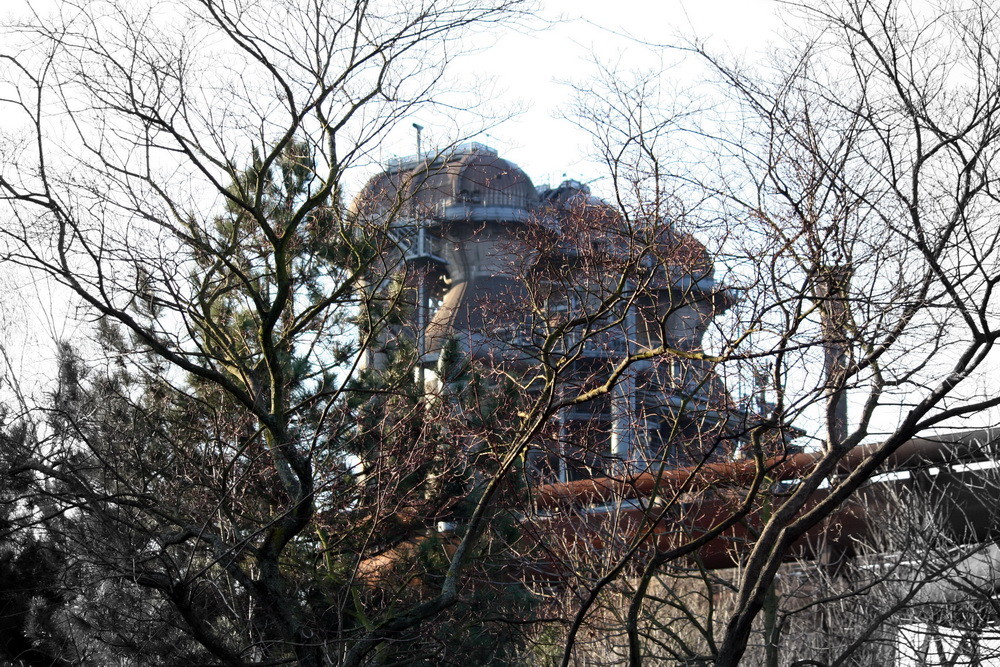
left=353, top=142, right=744, bottom=481
left=353, top=142, right=1000, bottom=664
left=352, top=142, right=1000, bottom=545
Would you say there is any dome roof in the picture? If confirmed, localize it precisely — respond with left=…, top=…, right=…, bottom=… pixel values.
left=534, top=179, right=620, bottom=230
left=353, top=143, right=537, bottom=221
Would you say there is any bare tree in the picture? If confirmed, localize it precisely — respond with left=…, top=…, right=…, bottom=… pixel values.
left=0, top=0, right=533, bottom=664
left=5, top=0, right=1000, bottom=665
left=527, top=0, right=1000, bottom=664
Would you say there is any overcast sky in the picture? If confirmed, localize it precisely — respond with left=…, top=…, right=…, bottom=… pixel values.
left=4, top=0, right=780, bottom=192
left=385, top=0, right=781, bottom=192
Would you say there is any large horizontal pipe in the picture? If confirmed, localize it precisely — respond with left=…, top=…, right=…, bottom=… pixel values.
left=523, top=489, right=869, bottom=571
left=533, top=428, right=1000, bottom=510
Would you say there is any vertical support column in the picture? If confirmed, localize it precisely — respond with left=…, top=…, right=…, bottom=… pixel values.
left=611, top=288, right=637, bottom=468
left=611, top=372, right=635, bottom=464
left=557, top=407, right=569, bottom=484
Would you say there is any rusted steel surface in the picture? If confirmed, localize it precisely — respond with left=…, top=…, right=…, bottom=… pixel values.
left=358, top=431, right=999, bottom=583
left=525, top=429, right=1000, bottom=571
left=524, top=487, right=867, bottom=572
left=532, top=428, right=1000, bottom=511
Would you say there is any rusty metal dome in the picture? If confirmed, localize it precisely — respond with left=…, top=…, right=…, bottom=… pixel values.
left=352, top=143, right=537, bottom=222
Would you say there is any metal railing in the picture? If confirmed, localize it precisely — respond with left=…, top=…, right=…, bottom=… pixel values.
left=394, top=224, right=447, bottom=263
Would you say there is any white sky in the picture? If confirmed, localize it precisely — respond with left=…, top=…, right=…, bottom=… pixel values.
left=3, top=0, right=780, bottom=193
left=380, top=0, right=780, bottom=191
